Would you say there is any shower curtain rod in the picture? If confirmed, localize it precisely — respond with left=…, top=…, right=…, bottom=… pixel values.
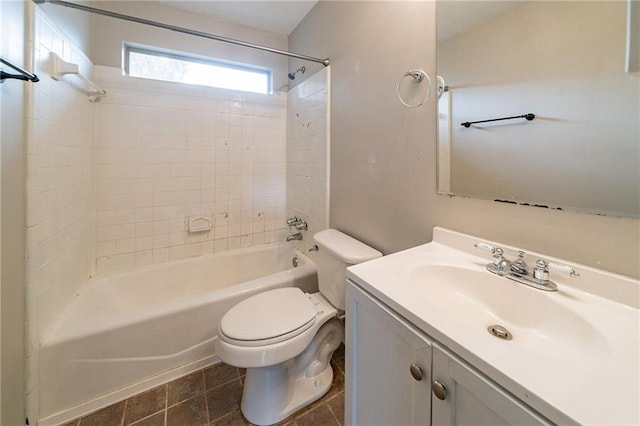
left=33, top=0, right=330, bottom=67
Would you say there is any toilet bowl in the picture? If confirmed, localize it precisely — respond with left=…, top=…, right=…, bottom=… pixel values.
left=216, top=289, right=342, bottom=425
left=215, top=229, right=382, bottom=425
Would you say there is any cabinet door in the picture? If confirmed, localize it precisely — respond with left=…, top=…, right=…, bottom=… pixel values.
left=346, top=282, right=432, bottom=426
left=432, top=343, right=550, bottom=426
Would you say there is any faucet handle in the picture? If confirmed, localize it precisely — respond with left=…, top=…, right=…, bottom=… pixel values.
left=475, top=242, right=497, bottom=253
left=510, top=251, right=529, bottom=277
left=533, top=259, right=549, bottom=282
left=286, top=216, right=299, bottom=226
left=486, top=247, right=511, bottom=275
left=476, top=243, right=512, bottom=275
left=548, top=262, right=580, bottom=278
left=491, top=247, right=504, bottom=264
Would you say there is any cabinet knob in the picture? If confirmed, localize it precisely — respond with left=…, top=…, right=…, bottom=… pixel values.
left=409, top=363, right=424, bottom=381
left=432, top=380, right=447, bottom=400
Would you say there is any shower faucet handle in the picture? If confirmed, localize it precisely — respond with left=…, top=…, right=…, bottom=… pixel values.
left=286, top=216, right=299, bottom=226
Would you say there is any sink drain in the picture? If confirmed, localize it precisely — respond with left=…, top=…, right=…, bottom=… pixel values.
left=487, top=325, right=513, bottom=340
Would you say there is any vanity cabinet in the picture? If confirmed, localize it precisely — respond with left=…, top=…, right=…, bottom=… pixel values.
left=431, top=344, right=550, bottom=426
left=345, top=282, right=432, bottom=426
left=346, top=282, right=550, bottom=426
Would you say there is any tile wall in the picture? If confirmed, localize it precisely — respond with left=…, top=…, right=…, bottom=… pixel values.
left=25, top=6, right=96, bottom=421
left=24, top=10, right=328, bottom=421
left=286, top=68, right=330, bottom=253
left=93, top=67, right=288, bottom=274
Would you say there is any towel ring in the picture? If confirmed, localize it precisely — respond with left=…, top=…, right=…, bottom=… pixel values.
left=396, top=69, right=432, bottom=108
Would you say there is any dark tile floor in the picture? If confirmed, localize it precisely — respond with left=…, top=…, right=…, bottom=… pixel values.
left=63, top=345, right=345, bottom=426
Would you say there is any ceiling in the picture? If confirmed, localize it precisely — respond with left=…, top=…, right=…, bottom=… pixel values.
left=161, top=0, right=318, bottom=35
left=161, top=1, right=527, bottom=40
left=437, top=1, right=528, bottom=41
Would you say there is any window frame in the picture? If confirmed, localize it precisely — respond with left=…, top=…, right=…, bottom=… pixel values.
left=122, top=43, right=273, bottom=94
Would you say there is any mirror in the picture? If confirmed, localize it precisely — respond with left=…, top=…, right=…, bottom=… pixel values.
left=436, top=1, right=639, bottom=218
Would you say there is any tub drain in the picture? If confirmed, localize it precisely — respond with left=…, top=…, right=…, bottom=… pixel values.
left=487, top=325, right=512, bottom=340
left=292, top=255, right=299, bottom=268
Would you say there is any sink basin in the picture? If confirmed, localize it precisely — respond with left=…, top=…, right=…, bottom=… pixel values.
left=409, top=265, right=606, bottom=357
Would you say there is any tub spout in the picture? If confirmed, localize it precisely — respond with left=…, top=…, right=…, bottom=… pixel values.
left=286, top=233, right=303, bottom=242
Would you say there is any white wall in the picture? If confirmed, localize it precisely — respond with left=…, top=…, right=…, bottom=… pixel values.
left=1, top=1, right=27, bottom=424
left=38, top=1, right=92, bottom=56
left=290, top=1, right=437, bottom=254
left=90, top=1, right=290, bottom=92
left=93, top=67, right=288, bottom=274
left=286, top=67, right=330, bottom=254
left=290, top=1, right=640, bottom=279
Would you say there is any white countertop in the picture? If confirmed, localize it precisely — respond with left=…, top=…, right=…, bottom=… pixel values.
left=346, top=227, right=640, bottom=425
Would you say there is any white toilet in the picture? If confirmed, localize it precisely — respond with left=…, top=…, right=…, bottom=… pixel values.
left=215, top=229, right=382, bottom=425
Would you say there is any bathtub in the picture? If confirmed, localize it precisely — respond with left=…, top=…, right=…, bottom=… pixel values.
left=38, top=243, right=317, bottom=426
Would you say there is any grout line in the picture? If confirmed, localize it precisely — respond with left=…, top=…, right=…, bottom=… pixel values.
left=209, top=376, right=242, bottom=392
left=204, top=365, right=245, bottom=392
left=166, top=390, right=207, bottom=410
left=325, top=397, right=342, bottom=426
left=120, top=399, right=127, bottom=426
left=202, top=371, right=211, bottom=425
left=164, top=383, right=168, bottom=426
left=127, top=410, right=165, bottom=426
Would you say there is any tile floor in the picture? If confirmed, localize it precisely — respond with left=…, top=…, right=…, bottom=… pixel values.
left=62, top=345, right=345, bottom=426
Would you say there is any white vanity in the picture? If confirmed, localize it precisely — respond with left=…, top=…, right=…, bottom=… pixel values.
left=345, top=228, right=639, bottom=425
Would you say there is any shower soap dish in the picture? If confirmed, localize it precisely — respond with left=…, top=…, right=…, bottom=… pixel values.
left=185, top=216, right=212, bottom=233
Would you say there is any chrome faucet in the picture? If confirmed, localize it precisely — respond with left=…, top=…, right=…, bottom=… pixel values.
left=509, top=251, right=529, bottom=277
left=286, top=216, right=308, bottom=230
left=487, top=247, right=511, bottom=275
left=533, top=259, right=550, bottom=283
left=286, top=233, right=303, bottom=242
left=475, top=243, right=569, bottom=292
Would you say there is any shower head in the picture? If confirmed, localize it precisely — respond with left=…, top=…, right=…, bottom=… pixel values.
left=288, top=66, right=306, bottom=80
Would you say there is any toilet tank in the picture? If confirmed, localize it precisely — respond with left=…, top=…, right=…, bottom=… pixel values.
left=313, top=229, right=382, bottom=310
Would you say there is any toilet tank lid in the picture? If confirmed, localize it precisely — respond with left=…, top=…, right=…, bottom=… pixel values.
left=313, top=229, right=382, bottom=264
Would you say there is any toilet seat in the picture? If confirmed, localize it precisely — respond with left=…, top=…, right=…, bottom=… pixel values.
left=216, top=290, right=338, bottom=368
left=219, top=287, right=317, bottom=347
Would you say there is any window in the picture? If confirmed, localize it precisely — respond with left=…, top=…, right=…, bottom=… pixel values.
left=124, top=44, right=272, bottom=94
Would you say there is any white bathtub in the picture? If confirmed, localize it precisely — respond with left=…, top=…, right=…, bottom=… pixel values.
left=38, top=243, right=317, bottom=426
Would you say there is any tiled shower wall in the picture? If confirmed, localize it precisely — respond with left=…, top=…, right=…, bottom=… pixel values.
left=286, top=68, right=330, bottom=253
left=93, top=67, right=288, bottom=274
left=25, top=6, right=95, bottom=420
left=25, top=9, right=327, bottom=419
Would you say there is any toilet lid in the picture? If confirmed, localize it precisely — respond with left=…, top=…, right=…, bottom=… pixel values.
left=220, top=288, right=317, bottom=344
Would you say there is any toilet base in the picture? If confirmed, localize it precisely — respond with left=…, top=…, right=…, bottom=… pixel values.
left=241, top=362, right=334, bottom=425
left=239, top=318, right=343, bottom=425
